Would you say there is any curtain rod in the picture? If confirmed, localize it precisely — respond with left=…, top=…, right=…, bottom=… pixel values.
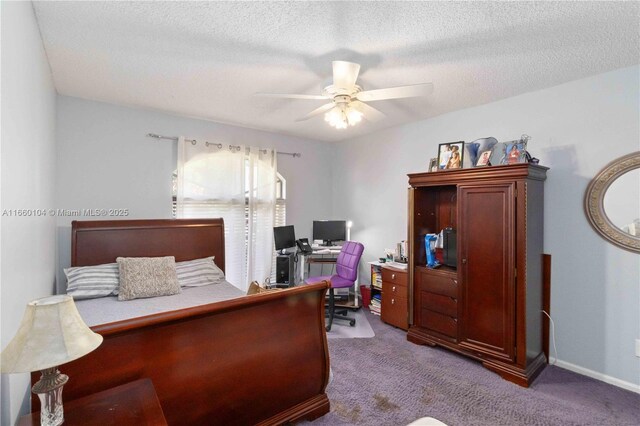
left=146, top=133, right=302, bottom=158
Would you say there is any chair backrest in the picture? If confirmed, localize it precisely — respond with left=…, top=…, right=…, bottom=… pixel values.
left=335, top=241, right=364, bottom=282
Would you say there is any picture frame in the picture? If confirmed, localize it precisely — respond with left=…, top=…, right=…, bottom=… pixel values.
left=437, top=141, right=465, bottom=170
left=476, top=150, right=492, bottom=167
left=502, top=140, right=528, bottom=164
left=428, top=157, right=438, bottom=172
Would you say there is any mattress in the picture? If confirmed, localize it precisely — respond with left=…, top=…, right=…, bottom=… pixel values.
left=75, top=280, right=245, bottom=327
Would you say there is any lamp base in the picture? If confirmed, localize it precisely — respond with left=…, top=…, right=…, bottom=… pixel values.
left=32, top=367, right=68, bottom=426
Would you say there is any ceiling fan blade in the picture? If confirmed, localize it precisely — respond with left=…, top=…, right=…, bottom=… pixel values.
left=332, top=61, right=361, bottom=90
left=356, top=83, right=434, bottom=102
left=351, top=100, right=385, bottom=122
left=295, top=102, right=336, bottom=122
left=254, top=93, right=330, bottom=100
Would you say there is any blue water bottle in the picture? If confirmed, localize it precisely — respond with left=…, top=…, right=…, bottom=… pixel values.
left=424, top=233, right=439, bottom=268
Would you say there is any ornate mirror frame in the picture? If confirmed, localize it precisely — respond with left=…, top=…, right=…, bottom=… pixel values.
left=584, top=151, right=640, bottom=253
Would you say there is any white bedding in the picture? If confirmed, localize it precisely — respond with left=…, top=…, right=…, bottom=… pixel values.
left=75, top=281, right=244, bottom=327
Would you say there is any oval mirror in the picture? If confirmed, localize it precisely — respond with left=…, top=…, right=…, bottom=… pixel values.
left=584, top=151, right=640, bottom=253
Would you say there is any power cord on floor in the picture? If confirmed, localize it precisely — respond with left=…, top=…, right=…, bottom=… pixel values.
left=542, top=310, right=558, bottom=365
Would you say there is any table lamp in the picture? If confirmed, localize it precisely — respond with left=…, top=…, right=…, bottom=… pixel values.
left=1, top=295, right=103, bottom=426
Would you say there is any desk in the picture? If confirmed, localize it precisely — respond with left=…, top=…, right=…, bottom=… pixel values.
left=18, top=379, right=167, bottom=426
left=300, top=246, right=360, bottom=308
left=301, top=247, right=341, bottom=279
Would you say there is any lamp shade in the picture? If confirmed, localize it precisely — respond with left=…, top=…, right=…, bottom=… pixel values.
left=1, top=295, right=102, bottom=373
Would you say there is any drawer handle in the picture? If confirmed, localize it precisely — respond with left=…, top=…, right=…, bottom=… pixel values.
left=450, top=297, right=456, bottom=302
left=392, top=299, right=395, bottom=304
left=452, top=279, right=458, bottom=284
left=392, top=273, right=396, bottom=279
left=393, top=285, right=396, bottom=292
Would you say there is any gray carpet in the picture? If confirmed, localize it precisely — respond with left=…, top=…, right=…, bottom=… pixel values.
left=310, top=310, right=640, bottom=426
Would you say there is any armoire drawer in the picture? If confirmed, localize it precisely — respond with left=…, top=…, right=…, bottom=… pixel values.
left=381, top=268, right=407, bottom=287
left=421, top=309, right=457, bottom=338
left=420, top=291, right=457, bottom=318
left=418, top=270, right=458, bottom=298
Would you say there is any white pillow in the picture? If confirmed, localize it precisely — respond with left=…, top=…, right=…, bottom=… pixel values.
left=65, top=262, right=119, bottom=299
left=176, top=256, right=224, bottom=287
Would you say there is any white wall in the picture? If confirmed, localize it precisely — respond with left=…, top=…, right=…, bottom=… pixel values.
left=0, top=2, right=58, bottom=424
left=55, top=96, right=334, bottom=288
left=332, top=66, right=640, bottom=388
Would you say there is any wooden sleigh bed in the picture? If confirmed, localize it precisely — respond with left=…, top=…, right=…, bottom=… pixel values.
left=32, top=219, right=331, bottom=425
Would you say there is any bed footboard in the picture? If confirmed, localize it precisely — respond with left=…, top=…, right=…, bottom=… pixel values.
left=33, top=282, right=331, bottom=425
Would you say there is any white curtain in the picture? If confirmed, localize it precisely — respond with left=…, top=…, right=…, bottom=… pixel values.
left=176, top=137, right=277, bottom=291
left=247, top=148, right=277, bottom=284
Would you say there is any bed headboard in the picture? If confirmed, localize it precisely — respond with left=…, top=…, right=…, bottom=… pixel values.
left=71, top=219, right=225, bottom=272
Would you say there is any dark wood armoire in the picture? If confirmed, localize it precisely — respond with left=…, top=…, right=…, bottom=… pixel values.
left=406, top=164, right=548, bottom=387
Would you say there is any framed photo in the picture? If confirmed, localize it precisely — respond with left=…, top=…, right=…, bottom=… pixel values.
left=428, top=157, right=438, bottom=172
left=437, top=141, right=465, bottom=170
left=503, top=140, right=528, bottom=164
left=476, top=150, right=492, bottom=166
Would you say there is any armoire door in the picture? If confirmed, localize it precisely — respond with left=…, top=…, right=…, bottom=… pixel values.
left=458, top=183, right=516, bottom=362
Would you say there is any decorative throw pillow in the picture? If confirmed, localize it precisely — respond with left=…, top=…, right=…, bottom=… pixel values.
left=117, top=256, right=180, bottom=301
left=246, top=281, right=281, bottom=295
left=65, top=262, right=119, bottom=299
left=175, top=256, right=224, bottom=287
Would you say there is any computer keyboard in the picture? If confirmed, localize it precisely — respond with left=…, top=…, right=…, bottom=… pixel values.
left=312, top=245, right=342, bottom=250
left=309, top=245, right=342, bottom=255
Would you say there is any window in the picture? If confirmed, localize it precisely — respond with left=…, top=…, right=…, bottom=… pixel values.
left=172, top=169, right=286, bottom=282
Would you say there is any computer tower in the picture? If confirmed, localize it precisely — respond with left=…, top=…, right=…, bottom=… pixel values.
left=276, top=253, right=295, bottom=286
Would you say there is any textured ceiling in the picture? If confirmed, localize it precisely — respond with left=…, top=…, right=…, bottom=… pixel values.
left=33, top=1, right=639, bottom=142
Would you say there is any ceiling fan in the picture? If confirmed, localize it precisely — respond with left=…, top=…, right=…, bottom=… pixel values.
left=256, top=61, right=434, bottom=129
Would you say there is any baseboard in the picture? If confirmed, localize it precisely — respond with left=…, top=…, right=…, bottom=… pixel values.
left=549, top=357, right=640, bottom=394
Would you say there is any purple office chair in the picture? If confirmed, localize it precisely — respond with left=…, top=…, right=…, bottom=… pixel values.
left=306, top=241, right=364, bottom=331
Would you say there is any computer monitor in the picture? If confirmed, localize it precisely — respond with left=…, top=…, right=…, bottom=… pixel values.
left=273, top=225, right=296, bottom=252
left=313, top=220, right=346, bottom=246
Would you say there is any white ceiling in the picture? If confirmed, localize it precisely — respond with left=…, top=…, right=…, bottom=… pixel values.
left=33, top=1, right=639, bottom=142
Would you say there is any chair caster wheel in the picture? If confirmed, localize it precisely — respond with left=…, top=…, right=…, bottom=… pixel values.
left=326, top=325, right=331, bottom=332
left=349, top=320, right=356, bottom=326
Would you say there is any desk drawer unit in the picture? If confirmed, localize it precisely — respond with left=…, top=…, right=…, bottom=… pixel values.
left=382, top=268, right=407, bottom=287
left=381, top=267, right=408, bottom=330
left=386, top=282, right=408, bottom=299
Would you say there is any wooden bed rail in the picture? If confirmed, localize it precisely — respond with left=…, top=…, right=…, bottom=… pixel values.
left=33, top=282, right=331, bottom=425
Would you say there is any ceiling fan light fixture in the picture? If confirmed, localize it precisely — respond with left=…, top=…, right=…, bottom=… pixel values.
left=324, top=107, right=345, bottom=129
left=324, top=107, right=341, bottom=122
left=324, top=104, right=363, bottom=130
left=346, top=107, right=363, bottom=125
left=258, top=60, right=432, bottom=129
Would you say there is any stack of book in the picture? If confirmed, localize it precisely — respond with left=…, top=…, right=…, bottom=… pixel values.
left=370, top=294, right=382, bottom=316
left=371, top=268, right=383, bottom=290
